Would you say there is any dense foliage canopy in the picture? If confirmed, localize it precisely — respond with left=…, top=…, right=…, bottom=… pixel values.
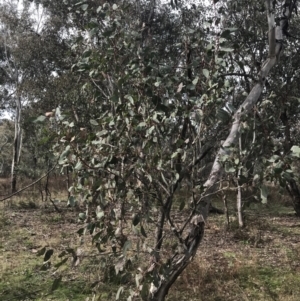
left=1, top=0, right=300, bottom=300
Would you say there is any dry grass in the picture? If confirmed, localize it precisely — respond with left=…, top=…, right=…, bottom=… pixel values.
left=1, top=188, right=300, bottom=301
left=170, top=203, right=300, bottom=301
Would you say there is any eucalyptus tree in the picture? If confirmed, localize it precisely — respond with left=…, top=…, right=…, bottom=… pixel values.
left=35, top=0, right=300, bottom=300
left=0, top=0, right=80, bottom=190
left=201, top=0, right=300, bottom=222
left=221, top=0, right=300, bottom=216
left=201, top=0, right=300, bottom=218
left=52, top=1, right=222, bottom=300
left=262, top=16, right=300, bottom=215
left=0, top=1, right=36, bottom=192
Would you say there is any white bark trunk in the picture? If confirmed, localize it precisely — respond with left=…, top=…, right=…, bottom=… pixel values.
left=199, top=0, right=287, bottom=220
left=145, top=1, right=297, bottom=300
left=237, top=136, right=243, bottom=227
left=11, top=96, right=22, bottom=193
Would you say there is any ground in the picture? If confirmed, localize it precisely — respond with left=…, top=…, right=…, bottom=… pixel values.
left=0, top=190, right=300, bottom=301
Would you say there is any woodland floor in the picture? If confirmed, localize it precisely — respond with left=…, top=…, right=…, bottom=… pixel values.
left=0, top=189, right=300, bottom=301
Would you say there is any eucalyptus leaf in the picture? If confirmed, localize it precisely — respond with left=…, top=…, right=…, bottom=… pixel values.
left=291, top=145, right=300, bottom=157
left=81, top=4, right=88, bottom=10
left=260, top=185, right=268, bottom=204
left=140, top=225, right=147, bottom=237
left=192, top=76, right=199, bottom=85
left=97, top=211, right=105, bottom=220
left=123, top=240, right=131, bottom=256
left=35, top=115, right=46, bottom=123
left=51, top=276, right=62, bottom=292
left=78, top=213, right=86, bottom=220
left=74, top=161, right=83, bottom=170
left=44, top=249, right=54, bottom=262
left=90, top=119, right=99, bottom=126
left=116, top=286, right=124, bottom=300
left=203, top=69, right=209, bottom=79
left=220, top=47, right=234, bottom=52
left=177, top=82, right=183, bottom=92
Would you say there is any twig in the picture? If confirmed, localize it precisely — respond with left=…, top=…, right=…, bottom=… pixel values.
left=0, top=163, right=57, bottom=202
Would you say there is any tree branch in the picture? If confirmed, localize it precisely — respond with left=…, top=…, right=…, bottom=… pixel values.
left=199, top=0, right=291, bottom=221
left=217, top=72, right=256, bottom=81
left=0, top=163, right=57, bottom=202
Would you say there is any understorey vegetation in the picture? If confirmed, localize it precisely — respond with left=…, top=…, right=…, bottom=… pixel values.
left=1, top=1, right=300, bottom=300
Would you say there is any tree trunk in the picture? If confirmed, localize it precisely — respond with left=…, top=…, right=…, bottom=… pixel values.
left=11, top=96, right=22, bottom=193
left=237, top=180, right=243, bottom=227
left=280, top=109, right=300, bottom=216
left=199, top=0, right=291, bottom=222
left=148, top=215, right=205, bottom=301
left=223, top=189, right=230, bottom=227
left=237, top=136, right=244, bottom=227
left=144, top=2, right=297, bottom=300
left=286, top=179, right=300, bottom=217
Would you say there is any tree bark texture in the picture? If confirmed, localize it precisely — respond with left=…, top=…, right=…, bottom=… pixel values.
left=146, top=1, right=299, bottom=300
left=237, top=137, right=244, bottom=227
left=11, top=96, right=22, bottom=193
left=199, top=0, right=295, bottom=221
left=286, top=180, right=300, bottom=216
left=280, top=109, right=300, bottom=216
left=148, top=215, right=205, bottom=301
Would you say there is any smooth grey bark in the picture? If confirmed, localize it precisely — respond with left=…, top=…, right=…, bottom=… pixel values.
left=198, top=0, right=292, bottom=221
left=146, top=1, right=298, bottom=300
left=0, top=16, right=23, bottom=193
left=237, top=136, right=243, bottom=227
left=280, top=109, right=300, bottom=216
left=11, top=95, right=22, bottom=193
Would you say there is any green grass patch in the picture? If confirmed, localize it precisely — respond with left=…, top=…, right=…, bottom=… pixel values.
left=1, top=188, right=300, bottom=300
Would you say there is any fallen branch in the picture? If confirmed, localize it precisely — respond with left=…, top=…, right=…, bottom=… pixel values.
left=0, top=163, right=57, bottom=202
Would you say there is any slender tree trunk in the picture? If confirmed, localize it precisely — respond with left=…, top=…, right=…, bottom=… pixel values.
left=11, top=96, right=22, bottom=193
left=199, top=0, right=290, bottom=222
left=237, top=136, right=244, bottom=227
left=145, top=2, right=298, bottom=300
left=223, top=190, right=230, bottom=227
left=66, top=166, right=71, bottom=198
left=0, top=134, right=8, bottom=176
left=280, top=109, right=300, bottom=216
left=237, top=182, right=243, bottom=227
left=286, top=180, right=300, bottom=216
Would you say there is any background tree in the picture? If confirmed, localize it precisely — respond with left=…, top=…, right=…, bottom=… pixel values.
left=44, top=0, right=300, bottom=300
left=0, top=0, right=79, bottom=192
left=1, top=0, right=300, bottom=300
left=50, top=0, right=300, bottom=300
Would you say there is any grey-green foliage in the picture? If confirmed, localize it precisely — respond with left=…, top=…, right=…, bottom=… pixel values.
left=0, top=0, right=81, bottom=183
left=9, top=0, right=300, bottom=300
left=207, top=0, right=300, bottom=211
left=51, top=1, right=242, bottom=300
left=0, top=119, right=13, bottom=176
